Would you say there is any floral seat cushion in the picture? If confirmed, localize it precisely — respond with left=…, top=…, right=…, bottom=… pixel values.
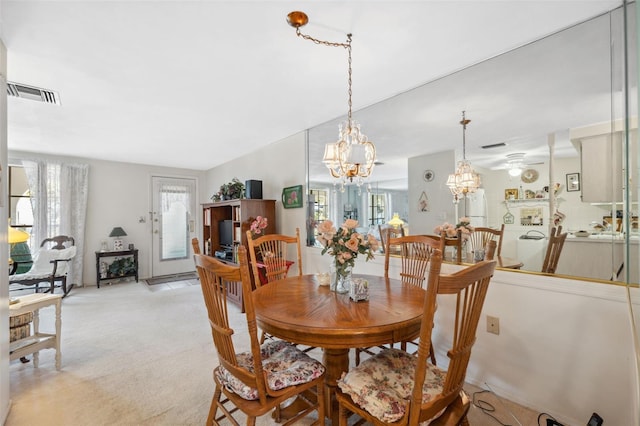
left=215, top=340, right=325, bottom=401
left=338, top=348, right=446, bottom=423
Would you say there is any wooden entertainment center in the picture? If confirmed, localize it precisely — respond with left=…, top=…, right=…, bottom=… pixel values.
left=201, top=199, right=276, bottom=311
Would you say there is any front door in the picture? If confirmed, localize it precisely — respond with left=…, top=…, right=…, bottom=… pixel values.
left=151, top=176, right=197, bottom=277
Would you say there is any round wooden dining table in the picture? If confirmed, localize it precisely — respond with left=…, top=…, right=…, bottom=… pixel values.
left=495, top=255, right=524, bottom=269
left=252, top=273, right=426, bottom=423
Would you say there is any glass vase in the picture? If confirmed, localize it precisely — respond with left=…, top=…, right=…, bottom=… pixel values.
left=331, top=262, right=352, bottom=294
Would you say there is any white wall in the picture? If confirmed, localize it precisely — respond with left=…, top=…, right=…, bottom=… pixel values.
left=203, top=132, right=307, bottom=240
left=0, top=37, right=10, bottom=425
left=408, top=150, right=456, bottom=235
left=8, top=151, right=205, bottom=285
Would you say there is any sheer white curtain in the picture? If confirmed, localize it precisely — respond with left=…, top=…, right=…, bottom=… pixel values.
left=156, top=177, right=196, bottom=260
left=23, top=160, right=89, bottom=286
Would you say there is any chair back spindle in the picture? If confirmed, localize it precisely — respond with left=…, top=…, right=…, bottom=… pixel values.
left=541, top=226, right=568, bottom=274
left=246, top=228, right=303, bottom=287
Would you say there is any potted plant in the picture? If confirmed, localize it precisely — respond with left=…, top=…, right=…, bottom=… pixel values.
left=211, top=178, right=245, bottom=201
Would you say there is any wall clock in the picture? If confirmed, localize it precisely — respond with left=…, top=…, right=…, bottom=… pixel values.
left=423, top=170, right=435, bottom=182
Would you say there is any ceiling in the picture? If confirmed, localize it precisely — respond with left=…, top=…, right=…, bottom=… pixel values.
left=0, top=1, right=624, bottom=171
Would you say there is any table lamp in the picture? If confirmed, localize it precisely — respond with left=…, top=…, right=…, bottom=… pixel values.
left=109, top=227, right=127, bottom=251
left=9, top=222, right=31, bottom=274
left=8, top=226, right=30, bottom=245
left=388, top=213, right=405, bottom=229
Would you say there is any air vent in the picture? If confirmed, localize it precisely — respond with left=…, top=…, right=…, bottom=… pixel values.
left=481, top=142, right=507, bottom=149
left=7, top=82, right=60, bottom=105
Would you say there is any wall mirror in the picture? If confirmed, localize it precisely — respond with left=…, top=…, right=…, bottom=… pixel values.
left=307, top=4, right=639, bottom=284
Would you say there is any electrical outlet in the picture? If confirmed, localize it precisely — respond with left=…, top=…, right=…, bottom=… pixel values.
left=487, top=316, right=500, bottom=335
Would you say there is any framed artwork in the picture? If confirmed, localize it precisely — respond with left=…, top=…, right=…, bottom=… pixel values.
left=566, top=173, right=580, bottom=192
left=282, top=185, right=303, bottom=209
left=504, top=188, right=518, bottom=200
left=503, top=211, right=515, bottom=224
left=418, top=191, right=429, bottom=212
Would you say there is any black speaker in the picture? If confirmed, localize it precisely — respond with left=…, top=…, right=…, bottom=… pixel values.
left=245, top=180, right=262, bottom=199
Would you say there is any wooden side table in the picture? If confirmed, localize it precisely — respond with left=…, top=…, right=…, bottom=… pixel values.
left=95, top=249, right=139, bottom=288
left=9, top=293, right=62, bottom=370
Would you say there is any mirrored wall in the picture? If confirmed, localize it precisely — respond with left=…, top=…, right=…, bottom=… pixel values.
left=307, top=3, right=639, bottom=284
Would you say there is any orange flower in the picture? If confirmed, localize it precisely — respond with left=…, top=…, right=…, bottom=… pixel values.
left=317, top=219, right=378, bottom=279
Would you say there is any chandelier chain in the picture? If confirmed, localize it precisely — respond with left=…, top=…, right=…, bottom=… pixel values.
left=289, top=12, right=375, bottom=189
left=296, top=28, right=353, bottom=123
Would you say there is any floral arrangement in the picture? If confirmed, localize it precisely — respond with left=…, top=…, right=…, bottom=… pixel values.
left=317, top=219, right=379, bottom=279
left=433, top=217, right=475, bottom=240
left=249, top=216, right=268, bottom=237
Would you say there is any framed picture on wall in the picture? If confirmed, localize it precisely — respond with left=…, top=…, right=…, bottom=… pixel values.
left=282, top=185, right=303, bottom=209
left=566, top=173, right=580, bottom=192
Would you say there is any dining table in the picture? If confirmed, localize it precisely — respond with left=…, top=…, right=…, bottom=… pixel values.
left=252, top=273, right=426, bottom=423
left=494, top=255, right=524, bottom=269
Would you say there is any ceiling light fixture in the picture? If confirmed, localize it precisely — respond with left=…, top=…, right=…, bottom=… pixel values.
left=446, top=111, right=481, bottom=202
left=506, top=153, right=526, bottom=177
left=287, top=11, right=376, bottom=192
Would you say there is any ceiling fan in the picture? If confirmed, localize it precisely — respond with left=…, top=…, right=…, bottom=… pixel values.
left=496, top=152, right=545, bottom=181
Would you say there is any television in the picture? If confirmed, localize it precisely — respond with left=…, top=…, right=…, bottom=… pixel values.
left=219, top=220, right=234, bottom=248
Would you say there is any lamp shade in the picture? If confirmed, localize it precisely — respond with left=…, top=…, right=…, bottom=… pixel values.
left=109, top=227, right=127, bottom=238
left=388, top=213, right=405, bottom=227
left=8, top=226, right=30, bottom=244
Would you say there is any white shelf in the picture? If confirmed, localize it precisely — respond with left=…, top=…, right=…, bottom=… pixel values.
left=504, top=197, right=565, bottom=204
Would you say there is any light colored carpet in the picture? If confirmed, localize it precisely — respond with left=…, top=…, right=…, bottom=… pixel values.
left=6, top=282, right=539, bottom=425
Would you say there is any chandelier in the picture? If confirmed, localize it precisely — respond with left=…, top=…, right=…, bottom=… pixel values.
left=446, top=111, right=481, bottom=201
left=287, top=11, right=376, bottom=190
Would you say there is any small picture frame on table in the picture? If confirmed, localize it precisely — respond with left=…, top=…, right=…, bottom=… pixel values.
left=566, top=173, right=580, bottom=192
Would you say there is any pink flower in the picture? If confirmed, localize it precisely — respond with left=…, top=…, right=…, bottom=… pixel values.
left=318, top=220, right=335, bottom=234
left=343, top=219, right=358, bottom=229
left=250, top=216, right=268, bottom=236
left=435, top=219, right=474, bottom=239
left=345, top=235, right=360, bottom=252
left=318, top=219, right=377, bottom=277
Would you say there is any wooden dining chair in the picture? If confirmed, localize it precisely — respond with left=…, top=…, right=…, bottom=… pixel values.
left=336, top=252, right=497, bottom=426
left=355, top=235, right=440, bottom=365
left=378, top=225, right=405, bottom=254
left=193, top=247, right=326, bottom=426
left=246, top=228, right=303, bottom=288
left=191, top=237, right=201, bottom=255
left=468, top=224, right=504, bottom=259
left=246, top=228, right=313, bottom=351
left=484, top=239, right=498, bottom=261
left=541, top=226, right=568, bottom=273
left=441, top=229, right=463, bottom=264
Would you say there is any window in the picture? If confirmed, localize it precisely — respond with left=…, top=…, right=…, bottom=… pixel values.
left=369, top=194, right=386, bottom=226
left=309, top=189, right=330, bottom=246
left=310, top=189, right=329, bottom=223
left=9, top=166, right=33, bottom=229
